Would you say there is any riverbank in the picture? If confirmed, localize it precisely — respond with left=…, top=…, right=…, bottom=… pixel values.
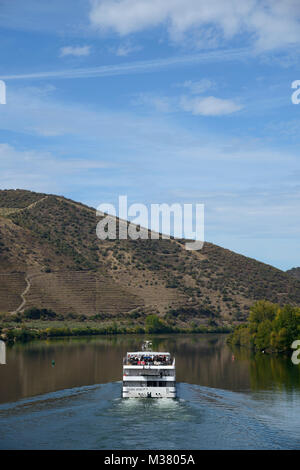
left=227, top=300, right=300, bottom=353
left=0, top=320, right=232, bottom=344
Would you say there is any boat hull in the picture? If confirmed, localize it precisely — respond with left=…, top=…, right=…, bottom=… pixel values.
left=122, top=385, right=176, bottom=398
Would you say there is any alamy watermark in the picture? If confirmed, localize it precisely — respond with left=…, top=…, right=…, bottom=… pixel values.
left=0, top=80, right=6, bottom=104
left=0, top=340, right=6, bottom=365
left=96, top=196, right=204, bottom=250
left=291, top=340, right=300, bottom=365
left=291, top=80, right=300, bottom=104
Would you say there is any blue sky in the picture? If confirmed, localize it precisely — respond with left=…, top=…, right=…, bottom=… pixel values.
left=1, top=0, right=300, bottom=270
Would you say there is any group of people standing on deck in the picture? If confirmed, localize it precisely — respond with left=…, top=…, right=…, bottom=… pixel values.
left=127, top=354, right=170, bottom=365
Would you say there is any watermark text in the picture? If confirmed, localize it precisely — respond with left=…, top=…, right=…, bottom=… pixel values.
left=0, top=340, right=6, bottom=365
left=291, top=340, right=300, bottom=365
left=96, top=196, right=204, bottom=250
left=291, top=80, right=300, bottom=104
left=0, top=80, right=6, bottom=104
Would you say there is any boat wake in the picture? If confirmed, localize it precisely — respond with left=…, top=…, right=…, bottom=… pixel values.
left=0, top=381, right=299, bottom=450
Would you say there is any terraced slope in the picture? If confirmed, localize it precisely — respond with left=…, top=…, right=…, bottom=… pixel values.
left=0, top=189, right=300, bottom=328
left=23, top=271, right=142, bottom=316
left=0, top=273, right=26, bottom=313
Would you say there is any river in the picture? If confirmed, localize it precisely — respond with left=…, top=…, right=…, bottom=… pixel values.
left=0, top=334, right=299, bottom=449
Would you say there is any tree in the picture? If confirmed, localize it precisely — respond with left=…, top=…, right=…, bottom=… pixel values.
left=249, top=300, right=278, bottom=333
left=145, top=315, right=167, bottom=334
left=255, top=319, right=272, bottom=350
left=272, top=305, right=300, bottom=348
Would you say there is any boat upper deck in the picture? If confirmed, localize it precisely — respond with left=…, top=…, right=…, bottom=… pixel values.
left=123, top=352, right=174, bottom=367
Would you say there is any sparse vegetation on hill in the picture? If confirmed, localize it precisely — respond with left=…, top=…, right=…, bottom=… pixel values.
left=1, top=189, right=300, bottom=333
left=0, top=189, right=46, bottom=209
left=286, top=267, right=300, bottom=280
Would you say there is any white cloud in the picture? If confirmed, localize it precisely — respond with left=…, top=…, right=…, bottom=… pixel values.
left=180, top=79, right=214, bottom=94
left=132, top=86, right=241, bottom=116
left=1, top=48, right=249, bottom=81
left=0, top=86, right=281, bottom=168
left=0, top=143, right=112, bottom=171
left=0, top=85, right=199, bottom=156
left=0, top=0, right=89, bottom=35
left=180, top=95, right=242, bottom=116
left=59, top=45, right=91, bottom=57
left=133, top=93, right=172, bottom=112
left=89, top=0, right=300, bottom=51
left=113, top=41, right=142, bottom=57
left=0, top=142, right=114, bottom=193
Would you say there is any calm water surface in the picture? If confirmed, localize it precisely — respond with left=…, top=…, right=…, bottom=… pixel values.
left=0, top=334, right=300, bottom=449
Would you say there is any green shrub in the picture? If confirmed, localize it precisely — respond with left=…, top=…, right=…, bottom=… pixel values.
left=24, top=307, right=57, bottom=320
left=145, top=314, right=169, bottom=333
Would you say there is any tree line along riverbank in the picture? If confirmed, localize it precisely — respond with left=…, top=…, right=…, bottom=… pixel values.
left=0, top=308, right=231, bottom=344
left=227, top=300, right=300, bottom=353
left=2, top=301, right=299, bottom=350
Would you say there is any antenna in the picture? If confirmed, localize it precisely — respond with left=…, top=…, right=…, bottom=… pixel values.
left=142, top=340, right=152, bottom=352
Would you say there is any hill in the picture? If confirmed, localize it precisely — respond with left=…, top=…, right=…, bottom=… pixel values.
left=286, top=267, right=300, bottom=280
left=1, top=189, right=300, bottom=329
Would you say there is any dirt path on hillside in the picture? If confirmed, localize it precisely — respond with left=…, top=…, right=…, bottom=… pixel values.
left=21, top=195, right=50, bottom=212
left=12, top=275, right=31, bottom=314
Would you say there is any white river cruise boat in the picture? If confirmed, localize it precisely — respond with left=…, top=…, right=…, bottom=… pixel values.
left=122, top=341, right=176, bottom=398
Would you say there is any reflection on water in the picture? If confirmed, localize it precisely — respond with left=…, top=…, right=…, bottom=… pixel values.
left=0, top=334, right=300, bottom=404
left=0, top=334, right=300, bottom=449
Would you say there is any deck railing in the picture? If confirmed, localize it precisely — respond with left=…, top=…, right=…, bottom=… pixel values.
left=123, top=369, right=175, bottom=376
left=123, top=356, right=174, bottom=366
